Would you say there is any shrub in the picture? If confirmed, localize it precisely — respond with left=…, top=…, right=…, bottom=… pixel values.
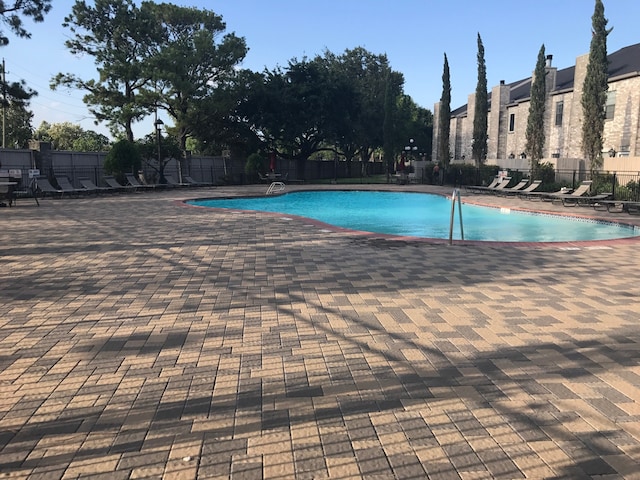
left=536, top=162, right=556, bottom=186
left=104, top=140, right=141, bottom=182
left=591, top=171, right=615, bottom=194
left=245, top=152, right=266, bottom=182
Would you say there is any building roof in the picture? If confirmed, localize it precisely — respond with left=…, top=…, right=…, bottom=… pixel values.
left=451, top=42, right=640, bottom=117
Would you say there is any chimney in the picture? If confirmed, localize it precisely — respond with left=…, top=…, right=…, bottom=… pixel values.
left=500, top=79, right=505, bottom=85
left=546, top=55, right=553, bottom=67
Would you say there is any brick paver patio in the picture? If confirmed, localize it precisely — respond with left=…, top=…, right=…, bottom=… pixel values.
left=1, top=184, right=639, bottom=479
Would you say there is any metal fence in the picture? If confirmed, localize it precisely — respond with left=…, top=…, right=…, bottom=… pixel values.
left=0, top=147, right=388, bottom=189
left=2, top=145, right=639, bottom=200
left=443, top=164, right=640, bottom=201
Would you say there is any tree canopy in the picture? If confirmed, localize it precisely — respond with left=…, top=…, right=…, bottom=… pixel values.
left=53, top=0, right=248, bottom=151
left=240, top=49, right=423, bottom=177
left=145, top=2, right=248, bottom=152
left=52, top=0, right=166, bottom=141
left=581, top=0, right=610, bottom=173
left=525, top=44, right=547, bottom=175
left=0, top=0, right=52, bottom=45
left=0, top=0, right=52, bottom=127
left=43, top=3, right=433, bottom=174
left=4, top=100, right=33, bottom=148
left=33, top=121, right=109, bottom=151
left=472, top=33, right=488, bottom=166
left=437, top=53, right=451, bottom=167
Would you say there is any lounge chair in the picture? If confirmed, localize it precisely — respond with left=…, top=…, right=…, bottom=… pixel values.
left=466, top=176, right=500, bottom=193
left=183, top=175, right=209, bottom=186
left=520, top=186, right=572, bottom=201
left=104, top=176, right=136, bottom=192
left=55, top=176, right=86, bottom=197
left=469, top=176, right=512, bottom=194
left=560, top=192, right=612, bottom=207
left=80, top=178, right=115, bottom=194
left=594, top=200, right=640, bottom=214
left=165, top=175, right=190, bottom=187
left=547, top=181, right=593, bottom=204
left=126, top=173, right=157, bottom=190
left=36, top=178, right=64, bottom=198
left=496, top=179, right=528, bottom=196
left=511, top=180, right=543, bottom=197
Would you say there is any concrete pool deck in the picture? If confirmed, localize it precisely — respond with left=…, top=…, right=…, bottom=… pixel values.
left=1, top=184, right=639, bottom=479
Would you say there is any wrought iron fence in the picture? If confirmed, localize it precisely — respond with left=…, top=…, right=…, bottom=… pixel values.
left=452, top=165, right=640, bottom=200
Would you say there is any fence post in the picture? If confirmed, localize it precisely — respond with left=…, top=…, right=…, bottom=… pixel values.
left=612, top=172, right=616, bottom=199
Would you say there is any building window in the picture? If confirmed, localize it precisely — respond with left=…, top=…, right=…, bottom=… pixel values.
left=509, top=113, right=515, bottom=132
left=605, top=91, right=616, bottom=120
left=555, top=101, right=564, bottom=126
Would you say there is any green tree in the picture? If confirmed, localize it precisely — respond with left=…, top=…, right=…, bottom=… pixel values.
left=328, top=48, right=400, bottom=176
left=72, top=130, right=110, bottom=152
left=581, top=0, right=611, bottom=174
left=52, top=0, right=161, bottom=141
left=525, top=44, right=547, bottom=176
left=0, top=2, right=52, bottom=112
left=243, top=57, right=347, bottom=177
left=4, top=100, right=33, bottom=148
left=103, top=139, right=141, bottom=180
left=0, top=1, right=52, bottom=45
left=137, top=130, right=182, bottom=184
left=188, top=68, right=263, bottom=158
left=32, top=120, right=51, bottom=143
left=145, top=2, right=248, bottom=154
left=472, top=33, right=488, bottom=166
left=245, top=50, right=407, bottom=179
left=395, top=95, right=432, bottom=160
left=33, top=121, right=83, bottom=150
left=244, top=152, right=265, bottom=182
left=437, top=53, right=451, bottom=167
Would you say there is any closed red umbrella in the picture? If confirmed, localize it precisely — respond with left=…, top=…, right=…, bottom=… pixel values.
left=269, top=152, right=276, bottom=172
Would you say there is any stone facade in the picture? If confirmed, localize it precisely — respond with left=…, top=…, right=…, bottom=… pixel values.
left=433, top=43, right=640, bottom=168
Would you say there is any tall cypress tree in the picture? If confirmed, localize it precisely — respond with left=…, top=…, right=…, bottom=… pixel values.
left=472, top=33, right=488, bottom=166
left=581, top=0, right=610, bottom=174
left=438, top=53, right=451, bottom=167
left=525, top=44, right=547, bottom=177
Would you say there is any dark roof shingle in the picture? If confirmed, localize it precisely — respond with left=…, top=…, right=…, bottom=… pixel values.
left=451, top=42, right=640, bottom=117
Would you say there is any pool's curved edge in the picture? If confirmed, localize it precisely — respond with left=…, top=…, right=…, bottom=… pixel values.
left=178, top=195, right=640, bottom=249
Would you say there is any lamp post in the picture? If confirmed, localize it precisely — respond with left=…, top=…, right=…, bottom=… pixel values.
left=404, top=138, right=417, bottom=160
left=403, top=138, right=417, bottom=182
left=154, top=118, right=164, bottom=183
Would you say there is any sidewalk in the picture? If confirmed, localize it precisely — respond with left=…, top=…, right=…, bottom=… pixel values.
left=0, top=185, right=639, bottom=479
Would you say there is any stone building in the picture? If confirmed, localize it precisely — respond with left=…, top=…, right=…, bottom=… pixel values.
left=432, top=42, right=640, bottom=167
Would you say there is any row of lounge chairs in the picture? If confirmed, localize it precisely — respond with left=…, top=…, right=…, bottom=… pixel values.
left=35, top=174, right=212, bottom=198
left=466, top=178, right=631, bottom=210
left=467, top=176, right=542, bottom=197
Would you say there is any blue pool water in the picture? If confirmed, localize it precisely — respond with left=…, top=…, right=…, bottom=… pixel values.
left=188, top=191, right=640, bottom=242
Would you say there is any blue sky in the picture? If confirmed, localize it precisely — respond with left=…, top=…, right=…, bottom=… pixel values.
left=3, top=0, right=640, bottom=139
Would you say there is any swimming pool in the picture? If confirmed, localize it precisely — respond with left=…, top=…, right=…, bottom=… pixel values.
left=188, top=190, right=640, bottom=242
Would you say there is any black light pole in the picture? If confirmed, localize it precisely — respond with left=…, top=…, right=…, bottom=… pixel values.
left=404, top=138, right=417, bottom=182
left=404, top=138, right=417, bottom=161
left=154, top=118, right=164, bottom=183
